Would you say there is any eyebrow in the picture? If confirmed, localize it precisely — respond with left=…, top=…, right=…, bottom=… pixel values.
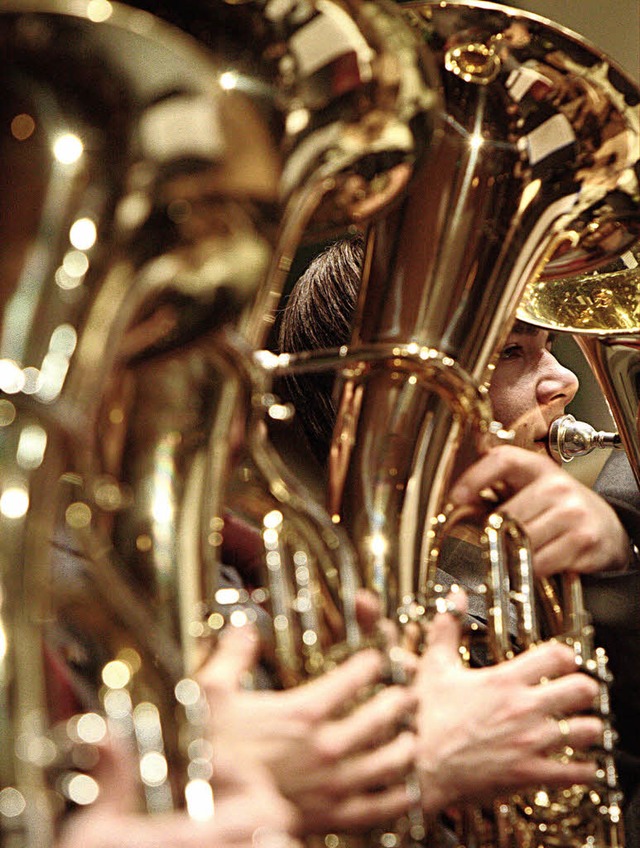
left=511, top=319, right=539, bottom=336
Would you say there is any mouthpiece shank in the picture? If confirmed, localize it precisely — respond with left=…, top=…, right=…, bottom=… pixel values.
left=549, top=414, right=623, bottom=462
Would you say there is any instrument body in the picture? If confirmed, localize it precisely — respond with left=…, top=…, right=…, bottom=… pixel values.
left=0, top=0, right=439, bottom=844
left=318, top=2, right=640, bottom=845
left=328, top=0, right=640, bottom=616
left=0, top=0, right=286, bottom=838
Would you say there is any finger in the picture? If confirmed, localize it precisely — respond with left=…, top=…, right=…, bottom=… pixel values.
left=543, top=715, right=604, bottom=753
left=355, top=589, right=382, bottom=636
left=311, top=783, right=415, bottom=832
left=197, top=624, right=261, bottom=692
left=92, top=735, right=140, bottom=814
left=401, top=621, right=423, bottom=656
left=419, top=589, right=468, bottom=673
left=388, top=644, right=419, bottom=682
left=317, top=684, right=418, bottom=758
left=490, top=640, right=577, bottom=685
left=450, top=447, right=555, bottom=506
left=289, top=648, right=385, bottom=717
left=531, top=532, right=589, bottom=577
left=328, top=730, right=415, bottom=795
left=510, top=755, right=600, bottom=790
left=533, top=672, right=602, bottom=717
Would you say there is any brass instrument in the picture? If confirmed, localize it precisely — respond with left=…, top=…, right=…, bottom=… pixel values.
left=0, top=0, right=287, bottom=841
left=317, top=1, right=640, bottom=845
left=1, top=2, right=438, bottom=847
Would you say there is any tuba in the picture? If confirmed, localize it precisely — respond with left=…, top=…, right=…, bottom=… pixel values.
left=317, top=1, right=640, bottom=845
left=0, top=2, right=263, bottom=839
left=0, top=0, right=298, bottom=837
left=0, top=0, right=438, bottom=844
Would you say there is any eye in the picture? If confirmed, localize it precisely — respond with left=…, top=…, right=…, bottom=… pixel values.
left=500, top=343, right=523, bottom=360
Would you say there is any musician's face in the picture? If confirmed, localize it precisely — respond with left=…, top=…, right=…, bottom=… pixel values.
left=488, top=324, right=578, bottom=457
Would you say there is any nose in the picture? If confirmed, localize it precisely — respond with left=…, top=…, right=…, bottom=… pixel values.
left=536, top=350, right=579, bottom=408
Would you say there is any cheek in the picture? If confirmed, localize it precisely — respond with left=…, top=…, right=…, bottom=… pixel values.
left=489, top=378, right=534, bottom=429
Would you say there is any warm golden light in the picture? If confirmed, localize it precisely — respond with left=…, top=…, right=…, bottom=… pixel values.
left=69, top=218, right=97, bottom=251
left=53, top=133, right=84, bottom=164
left=185, top=778, right=214, bottom=821
left=0, top=486, right=29, bottom=520
left=87, top=0, right=113, bottom=22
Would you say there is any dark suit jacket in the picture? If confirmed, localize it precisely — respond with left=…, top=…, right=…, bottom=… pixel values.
left=590, top=451, right=640, bottom=847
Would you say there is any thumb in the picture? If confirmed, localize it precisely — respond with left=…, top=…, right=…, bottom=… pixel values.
left=197, top=624, right=261, bottom=694
left=91, top=734, right=141, bottom=814
left=419, top=589, right=468, bottom=674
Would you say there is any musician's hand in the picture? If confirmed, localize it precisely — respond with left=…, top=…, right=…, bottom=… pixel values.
left=414, top=590, right=603, bottom=812
left=449, top=445, right=631, bottom=576
left=198, top=624, right=418, bottom=835
left=56, top=730, right=300, bottom=848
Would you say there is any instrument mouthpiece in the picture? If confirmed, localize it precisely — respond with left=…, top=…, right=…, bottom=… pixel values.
left=549, top=414, right=623, bottom=462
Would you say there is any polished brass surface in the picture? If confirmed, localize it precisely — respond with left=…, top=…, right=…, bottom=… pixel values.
left=0, top=1, right=270, bottom=843
left=519, top=245, right=640, bottom=334
left=0, top=2, right=279, bottom=840
left=318, top=2, right=638, bottom=845
left=329, top=0, right=640, bottom=622
left=519, top=242, right=640, bottom=488
left=576, top=334, right=640, bottom=489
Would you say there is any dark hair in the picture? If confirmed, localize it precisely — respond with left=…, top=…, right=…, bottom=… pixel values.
left=277, top=235, right=363, bottom=465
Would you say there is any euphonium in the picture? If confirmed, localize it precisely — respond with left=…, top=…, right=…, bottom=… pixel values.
left=320, top=2, right=640, bottom=846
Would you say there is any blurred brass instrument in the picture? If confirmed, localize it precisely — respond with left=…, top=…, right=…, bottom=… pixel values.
left=0, top=1, right=438, bottom=847
left=0, top=3, right=256, bottom=840
left=318, top=1, right=640, bottom=846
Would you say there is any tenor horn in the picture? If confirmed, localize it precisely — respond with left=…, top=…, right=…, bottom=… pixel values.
left=319, top=1, right=640, bottom=845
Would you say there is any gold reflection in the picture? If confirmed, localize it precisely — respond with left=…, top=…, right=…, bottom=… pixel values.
left=0, top=788, right=26, bottom=818
left=63, top=773, right=100, bottom=806
left=102, top=659, right=132, bottom=690
left=185, top=778, right=214, bottom=821
left=174, top=678, right=201, bottom=707
left=0, top=399, right=16, bottom=426
left=87, top=0, right=113, bottom=23
left=0, top=359, right=24, bottom=394
left=65, top=502, right=92, bottom=529
left=140, top=751, right=168, bottom=787
left=62, top=250, right=89, bottom=277
left=16, top=424, right=47, bottom=470
left=219, top=71, right=238, bottom=90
